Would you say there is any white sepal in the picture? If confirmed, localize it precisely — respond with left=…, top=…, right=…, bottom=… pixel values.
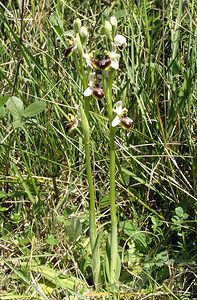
left=83, top=53, right=93, bottom=68
left=114, top=34, right=127, bottom=47
left=112, top=115, right=121, bottom=127
left=110, top=16, right=117, bottom=27
left=111, top=59, right=119, bottom=70
left=113, top=101, right=123, bottom=115
left=84, top=86, right=93, bottom=97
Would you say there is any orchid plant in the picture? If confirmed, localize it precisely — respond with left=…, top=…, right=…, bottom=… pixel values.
left=65, top=16, right=132, bottom=287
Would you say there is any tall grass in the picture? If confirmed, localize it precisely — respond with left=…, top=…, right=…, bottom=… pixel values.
left=0, top=0, right=196, bottom=299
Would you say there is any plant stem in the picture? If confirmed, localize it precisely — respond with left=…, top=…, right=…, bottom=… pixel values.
left=109, top=126, right=118, bottom=282
left=80, top=106, right=100, bottom=286
left=75, top=38, right=100, bottom=285
left=105, top=70, right=119, bottom=283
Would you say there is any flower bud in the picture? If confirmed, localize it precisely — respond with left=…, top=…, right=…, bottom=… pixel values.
left=104, top=20, right=112, bottom=39
left=76, top=33, right=83, bottom=57
left=110, top=16, right=117, bottom=27
left=80, top=26, right=89, bottom=39
left=73, top=18, right=81, bottom=33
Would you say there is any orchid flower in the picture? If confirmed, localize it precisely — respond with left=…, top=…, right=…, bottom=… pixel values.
left=64, top=38, right=77, bottom=58
left=66, top=113, right=79, bottom=133
left=83, top=48, right=120, bottom=70
left=83, top=53, right=112, bottom=70
left=84, top=73, right=104, bottom=99
left=114, top=34, right=127, bottom=48
left=112, top=101, right=133, bottom=129
left=108, top=43, right=121, bottom=69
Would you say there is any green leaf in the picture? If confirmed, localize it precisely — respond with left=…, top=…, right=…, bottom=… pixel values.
left=6, top=96, right=24, bottom=119
left=12, top=119, right=23, bottom=128
left=22, top=101, right=46, bottom=118
left=92, top=233, right=101, bottom=286
left=0, top=205, right=7, bottom=212
left=154, top=251, right=169, bottom=267
left=104, top=234, right=111, bottom=282
left=49, top=14, right=64, bottom=29
left=175, top=206, right=184, bottom=216
left=0, top=293, right=31, bottom=299
left=119, top=220, right=150, bottom=251
left=119, top=220, right=136, bottom=236
left=100, top=195, right=110, bottom=209
left=0, top=95, right=10, bottom=108
left=31, top=265, right=86, bottom=294
left=65, top=217, right=82, bottom=242
left=104, top=233, right=120, bottom=284
left=0, top=106, right=7, bottom=118
left=0, top=191, right=7, bottom=198
left=46, top=234, right=59, bottom=246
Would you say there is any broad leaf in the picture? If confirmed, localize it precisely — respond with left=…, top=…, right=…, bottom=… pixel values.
left=6, top=96, right=24, bottom=119
left=0, top=95, right=10, bottom=108
left=0, top=106, right=6, bottom=118
left=12, top=119, right=23, bottom=128
left=22, top=101, right=46, bottom=118
left=31, top=265, right=85, bottom=293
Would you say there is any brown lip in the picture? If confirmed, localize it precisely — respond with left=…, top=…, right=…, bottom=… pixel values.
left=120, top=117, right=133, bottom=129
left=64, top=45, right=75, bottom=58
left=91, top=57, right=111, bottom=70
left=66, top=121, right=74, bottom=132
left=92, top=86, right=105, bottom=99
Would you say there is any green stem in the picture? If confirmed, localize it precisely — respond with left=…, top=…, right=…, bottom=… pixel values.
left=80, top=105, right=100, bottom=285
left=84, top=132, right=97, bottom=250
left=105, top=70, right=119, bottom=283
left=109, top=126, right=118, bottom=282
left=75, top=33, right=90, bottom=118
left=75, top=34, right=100, bottom=285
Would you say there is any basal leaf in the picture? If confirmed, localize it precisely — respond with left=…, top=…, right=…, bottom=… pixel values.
left=0, top=106, right=7, bottom=118
left=0, top=95, right=10, bottom=108
left=22, top=101, right=46, bottom=118
left=6, top=96, right=24, bottom=119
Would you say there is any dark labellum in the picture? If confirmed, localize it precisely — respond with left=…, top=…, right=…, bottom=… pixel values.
left=117, top=45, right=124, bottom=51
left=92, top=85, right=105, bottom=99
left=64, top=46, right=75, bottom=58
left=91, top=57, right=111, bottom=70
left=120, top=117, right=133, bottom=129
left=98, top=58, right=111, bottom=70
left=66, top=121, right=74, bottom=132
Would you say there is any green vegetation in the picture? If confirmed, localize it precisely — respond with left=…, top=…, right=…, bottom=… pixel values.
left=0, top=0, right=196, bottom=299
